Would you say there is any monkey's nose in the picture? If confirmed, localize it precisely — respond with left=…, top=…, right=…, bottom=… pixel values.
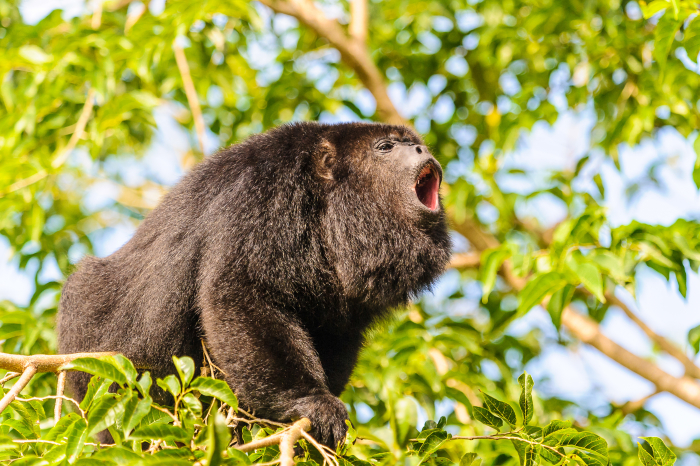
left=416, top=146, right=424, bottom=154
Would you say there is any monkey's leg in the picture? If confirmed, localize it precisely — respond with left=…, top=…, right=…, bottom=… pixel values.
left=198, top=299, right=349, bottom=449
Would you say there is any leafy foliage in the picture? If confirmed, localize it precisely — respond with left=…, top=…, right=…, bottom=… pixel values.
left=2, top=0, right=700, bottom=463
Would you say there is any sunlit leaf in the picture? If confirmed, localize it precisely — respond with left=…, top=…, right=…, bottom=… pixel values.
left=190, top=377, right=238, bottom=411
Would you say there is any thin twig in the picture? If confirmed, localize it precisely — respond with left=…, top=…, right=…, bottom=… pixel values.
left=0, top=366, right=38, bottom=413
left=17, top=394, right=84, bottom=419
left=173, top=43, right=206, bottom=155
left=1, top=171, right=48, bottom=197
left=124, top=1, right=147, bottom=33
left=201, top=340, right=227, bottom=378
left=151, top=405, right=179, bottom=424
left=0, top=372, right=20, bottom=386
left=300, top=430, right=340, bottom=466
left=52, top=88, right=96, bottom=169
left=55, top=371, right=66, bottom=419
left=619, top=390, right=660, bottom=415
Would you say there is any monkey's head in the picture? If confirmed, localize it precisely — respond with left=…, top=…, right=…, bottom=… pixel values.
left=307, top=123, right=452, bottom=309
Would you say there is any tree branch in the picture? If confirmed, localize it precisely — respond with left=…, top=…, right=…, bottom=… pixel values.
left=0, top=351, right=117, bottom=374
left=55, top=371, right=66, bottom=419
left=235, top=418, right=313, bottom=466
left=0, top=351, right=118, bottom=415
left=349, top=0, right=368, bottom=45
left=0, top=366, right=36, bottom=413
left=257, top=0, right=404, bottom=125
left=448, top=252, right=481, bottom=269
left=605, top=292, right=700, bottom=379
left=450, top=218, right=700, bottom=411
left=173, top=43, right=206, bottom=155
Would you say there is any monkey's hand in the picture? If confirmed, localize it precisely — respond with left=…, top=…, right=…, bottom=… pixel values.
left=289, top=394, right=349, bottom=450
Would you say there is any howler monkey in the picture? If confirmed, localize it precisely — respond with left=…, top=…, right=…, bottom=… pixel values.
left=58, top=122, right=451, bottom=448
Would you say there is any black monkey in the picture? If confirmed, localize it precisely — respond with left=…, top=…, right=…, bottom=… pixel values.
left=58, top=122, right=451, bottom=448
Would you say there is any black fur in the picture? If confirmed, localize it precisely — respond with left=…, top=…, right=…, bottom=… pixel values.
left=58, top=122, right=451, bottom=447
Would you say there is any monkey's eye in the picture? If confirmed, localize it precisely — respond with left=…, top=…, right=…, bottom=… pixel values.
left=377, top=142, right=394, bottom=152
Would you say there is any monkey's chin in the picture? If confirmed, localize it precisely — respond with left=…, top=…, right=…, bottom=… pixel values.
left=414, top=164, right=440, bottom=211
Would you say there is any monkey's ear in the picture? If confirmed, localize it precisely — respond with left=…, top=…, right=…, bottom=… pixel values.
left=314, top=139, right=336, bottom=181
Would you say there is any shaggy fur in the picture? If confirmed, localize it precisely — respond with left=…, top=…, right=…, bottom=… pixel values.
left=58, top=122, right=451, bottom=447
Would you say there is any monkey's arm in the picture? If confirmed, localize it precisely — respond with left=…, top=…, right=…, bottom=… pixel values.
left=198, top=285, right=349, bottom=448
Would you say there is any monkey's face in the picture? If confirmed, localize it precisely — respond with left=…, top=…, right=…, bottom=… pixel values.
left=370, top=135, right=443, bottom=220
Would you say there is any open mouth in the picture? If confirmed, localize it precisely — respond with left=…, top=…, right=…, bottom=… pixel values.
left=413, top=162, right=440, bottom=211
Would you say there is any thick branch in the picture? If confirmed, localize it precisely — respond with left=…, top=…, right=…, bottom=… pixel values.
left=448, top=252, right=481, bottom=269
left=0, top=352, right=117, bottom=374
left=605, top=292, right=700, bottom=379
left=451, top=218, right=700, bottom=411
left=0, top=366, right=36, bottom=413
left=349, top=0, right=368, bottom=45
left=258, top=0, right=404, bottom=125
left=562, top=310, right=700, bottom=408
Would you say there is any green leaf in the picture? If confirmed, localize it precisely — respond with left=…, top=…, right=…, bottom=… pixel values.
left=123, top=395, right=152, bottom=435
left=62, top=358, right=127, bottom=386
left=18, top=45, right=53, bottom=64
left=190, top=377, right=238, bottom=411
left=518, top=271, right=567, bottom=314
left=518, top=372, right=534, bottom=425
left=566, top=254, right=605, bottom=302
left=394, top=396, right=417, bottom=447
left=689, top=324, right=700, bottom=354
left=204, top=412, right=231, bottom=466
left=472, top=406, right=502, bottom=430
left=74, top=459, right=117, bottom=466
left=460, top=453, right=480, bottom=466
left=9, top=401, right=40, bottom=438
left=544, top=429, right=608, bottom=466
left=638, top=437, right=676, bottom=466
left=511, top=436, right=540, bottom=466
left=92, top=446, right=142, bottom=464
left=8, top=457, right=49, bottom=466
left=640, top=0, right=669, bottom=18
left=157, top=375, right=181, bottom=398
left=546, top=284, right=575, bottom=329
left=110, top=355, right=138, bottom=387
left=87, top=395, right=126, bottom=436
left=694, top=134, right=700, bottom=190
left=481, top=393, right=517, bottom=427
left=590, top=251, right=626, bottom=281
left=65, top=418, right=88, bottom=463
left=543, top=420, right=572, bottom=438
left=480, top=246, right=512, bottom=303
left=79, top=377, right=112, bottom=411
left=131, top=423, right=189, bottom=443
left=417, top=430, right=450, bottom=460
left=45, top=413, right=82, bottom=442
left=654, top=11, right=681, bottom=74
left=136, top=372, right=152, bottom=397
left=4, top=418, right=36, bottom=439
left=181, top=392, right=202, bottom=417
left=173, top=356, right=196, bottom=387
